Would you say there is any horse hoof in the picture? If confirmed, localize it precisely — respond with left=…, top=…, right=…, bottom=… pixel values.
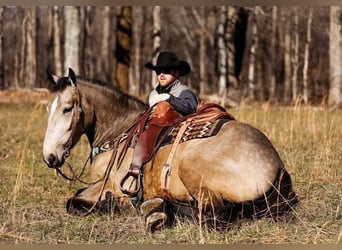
left=140, top=198, right=164, bottom=216
left=146, top=212, right=168, bottom=232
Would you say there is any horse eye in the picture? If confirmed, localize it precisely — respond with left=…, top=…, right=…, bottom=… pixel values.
left=63, top=107, right=73, bottom=114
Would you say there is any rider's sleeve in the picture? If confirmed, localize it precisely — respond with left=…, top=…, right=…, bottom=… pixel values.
left=168, top=90, right=198, bottom=116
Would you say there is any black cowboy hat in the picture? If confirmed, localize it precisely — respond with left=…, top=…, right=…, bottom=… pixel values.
left=145, top=51, right=191, bottom=76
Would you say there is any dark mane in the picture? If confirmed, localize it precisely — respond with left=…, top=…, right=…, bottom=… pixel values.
left=76, top=77, right=148, bottom=110
left=76, top=76, right=111, bottom=87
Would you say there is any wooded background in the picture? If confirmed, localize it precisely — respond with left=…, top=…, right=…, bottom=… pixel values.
left=1, top=6, right=342, bottom=106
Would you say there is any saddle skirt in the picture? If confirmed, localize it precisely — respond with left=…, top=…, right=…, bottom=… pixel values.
left=158, top=103, right=235, bottom=147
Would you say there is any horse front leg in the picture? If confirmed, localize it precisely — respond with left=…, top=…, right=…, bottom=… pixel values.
left=66, top=180, right=136, bottom=216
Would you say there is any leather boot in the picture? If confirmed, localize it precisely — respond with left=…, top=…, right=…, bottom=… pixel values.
left=120, top=101, right=182, bottom=196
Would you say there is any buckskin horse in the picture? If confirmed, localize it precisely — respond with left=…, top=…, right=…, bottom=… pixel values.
left=42, top=68, right=298, bottom=231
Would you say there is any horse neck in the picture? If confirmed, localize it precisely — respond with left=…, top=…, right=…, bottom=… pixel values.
left=78, top=82, right=148, bottom=147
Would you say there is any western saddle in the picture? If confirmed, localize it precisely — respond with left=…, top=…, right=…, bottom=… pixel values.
left=119, top=101, right=235, bottom=198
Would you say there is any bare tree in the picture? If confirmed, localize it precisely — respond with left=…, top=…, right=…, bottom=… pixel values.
left=181, top=6, right=209, bottom=94
left=0, top=6, right=335, bottom=106
left=130, top=6, right=143, bottom=96
left=329, top=6, right=342, bottom=106
left=227, top=6, right=238, bottom=90
left=198, top=6, right=208, bottom=95
left=87, top=6, right=112, bottom=82
left=303, top=7, right=313, bottom=104
left=114, top=6, right=132, bottom=91
left=20, top=7, right=37, bottom=88
left=217, top=6, right=227, bottom=97
left=150, top=6, right=161, bottom=89
left=269, top=6, right=277, bottom=102
left=283, top=8, right=291, bottom=103
left=52, top=6, right=63, bottom=76
left=247, top=7, right=259, bottom=100
left=291, top=7, right=299, bottom=102
left=64, top=6, right=80, bottom=74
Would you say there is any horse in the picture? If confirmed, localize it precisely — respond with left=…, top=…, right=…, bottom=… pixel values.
left=42, top=68, right=298, bottom=231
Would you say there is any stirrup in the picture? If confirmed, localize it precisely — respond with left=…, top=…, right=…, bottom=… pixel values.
left=119, top=171, right=142, bottom=197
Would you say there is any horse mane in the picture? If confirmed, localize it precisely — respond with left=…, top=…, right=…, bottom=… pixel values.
left=78, top=77, right=147, bottom=110
left=49, top=75, right=147, bottom=111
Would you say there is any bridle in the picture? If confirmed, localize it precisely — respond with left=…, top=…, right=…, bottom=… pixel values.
left=54, top=85, right=130, bottom=186
left=54, top=85, right=99, bottom=185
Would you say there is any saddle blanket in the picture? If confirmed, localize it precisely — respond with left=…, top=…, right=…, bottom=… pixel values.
left=160, top=118, right=232, bottom=146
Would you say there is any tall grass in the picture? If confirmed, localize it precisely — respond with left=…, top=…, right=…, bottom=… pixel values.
left=0, top=99, right=341, bottom=243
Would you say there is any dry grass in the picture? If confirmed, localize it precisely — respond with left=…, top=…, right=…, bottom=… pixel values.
left=0, top=95, right=341, bottom=244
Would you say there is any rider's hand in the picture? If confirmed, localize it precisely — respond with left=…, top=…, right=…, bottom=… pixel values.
left=148, top=93, right=170, bottom=107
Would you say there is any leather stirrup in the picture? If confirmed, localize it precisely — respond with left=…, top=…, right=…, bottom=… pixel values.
left=119, top=170, right=142, bottom=196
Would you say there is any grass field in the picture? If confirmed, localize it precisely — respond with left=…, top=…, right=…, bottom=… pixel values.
left=0, top=93, right=341, bottom=243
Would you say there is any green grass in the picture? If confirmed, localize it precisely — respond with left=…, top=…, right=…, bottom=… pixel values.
left=0, top=100, right=341, bottom=243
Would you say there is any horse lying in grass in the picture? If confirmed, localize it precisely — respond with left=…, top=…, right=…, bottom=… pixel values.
left=42, top=68, right=298, bottom=231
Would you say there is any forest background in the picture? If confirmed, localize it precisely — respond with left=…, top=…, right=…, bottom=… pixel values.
left=1, top=6, right=342, bottom=107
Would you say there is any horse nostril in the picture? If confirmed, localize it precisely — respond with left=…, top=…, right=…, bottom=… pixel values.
left=46, top=154, right=57, bottom=168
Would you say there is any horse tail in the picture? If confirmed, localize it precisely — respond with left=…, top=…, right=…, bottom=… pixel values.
left=250, top=167, right=299, bottom=220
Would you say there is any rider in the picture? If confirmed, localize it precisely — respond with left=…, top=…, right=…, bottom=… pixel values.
left=146, top=51, right=198, bottom=116
left=121, top=51, right=198, bottom=195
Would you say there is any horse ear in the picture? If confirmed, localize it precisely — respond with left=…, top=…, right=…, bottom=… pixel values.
left=47, top=70, right=59, bottom=85
left=68, top=68, right=77, bottom=86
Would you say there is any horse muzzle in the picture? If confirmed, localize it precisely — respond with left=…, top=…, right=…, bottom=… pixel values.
left=43, top=151, right=68, bottom=169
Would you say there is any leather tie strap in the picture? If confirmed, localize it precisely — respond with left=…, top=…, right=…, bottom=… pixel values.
left=160, top=119, right=192, bottom=199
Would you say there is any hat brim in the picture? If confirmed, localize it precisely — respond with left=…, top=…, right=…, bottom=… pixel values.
left=145, top=61, right=190, bottom=76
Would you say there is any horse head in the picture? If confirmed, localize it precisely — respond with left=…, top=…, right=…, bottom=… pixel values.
left=43, top=68, right=83, bottom=168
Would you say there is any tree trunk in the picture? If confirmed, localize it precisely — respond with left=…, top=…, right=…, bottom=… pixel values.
left=283, top=9, right=291, bottom=103
left=114, top=6, right=132, bottom=92
left=20, top=7, right=37, bottom=88
left=217, top=6, right=227, bottom=97
left=52, top=7, right=63, bottom=76
left=150, top=6, right=161, bottom=89
left=269, top=6, right=277, bottom=102
left=247, top=7, right=259, bottom=100
left=329, top=6, right=342, bottom=106
left=64, top=6, right=80, bottom=74
left=130, top=6, right=143, bottom=96
left=100, top=6, right=111, bottom=79
left=184, top=6, right=208, bottom=94
left=291, top=7, right=299, bottom=103
left=226, top=6, right=238, bottom=89
left=303, top=7, right=313, bottom=104
left=199, top=6, right=208, bottom=95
